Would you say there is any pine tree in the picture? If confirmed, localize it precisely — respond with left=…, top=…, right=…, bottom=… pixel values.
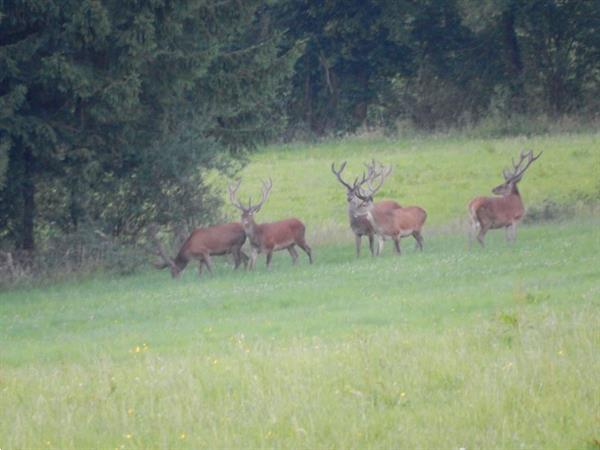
left=0, top=0, right=298, bottom=251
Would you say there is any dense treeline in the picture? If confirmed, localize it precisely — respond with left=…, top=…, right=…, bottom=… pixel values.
left=0, top=0, right=598, bottom=277
left=281, top=0, right=600, bottom=134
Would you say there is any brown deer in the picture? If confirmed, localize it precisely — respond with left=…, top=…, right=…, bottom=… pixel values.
left=468, top=150, right=542, bottom=247
left=331, top=161, right=402, bottom=256
left=228, top=178, right=313, bottom=269
left=353, top=161, right=427, bottom=254
left=151, top=223, right=248, bottom=278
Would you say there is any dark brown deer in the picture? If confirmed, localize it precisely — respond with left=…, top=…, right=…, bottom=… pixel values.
left=331, top=161, right=402, bottom=256
left=229, top=178, right=313, bottom=269
left=151, top=223, right=248, bottom=278
left=468, top=150, right=542, bottom=247
left=353, top=162, right=427, bottom=254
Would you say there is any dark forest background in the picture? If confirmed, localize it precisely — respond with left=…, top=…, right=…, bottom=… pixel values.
left=1, top=0, right=599, bottom=280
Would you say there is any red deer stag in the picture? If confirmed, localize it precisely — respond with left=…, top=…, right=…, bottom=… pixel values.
left=331, top=161, right=402, bottom=256
left=353, top=162, right=427, bottom=254
left=151, top=223, right=248, bottom=278
left=468, top=149, right=542, bottom=247
left=228, top=178, right=313, bottom=269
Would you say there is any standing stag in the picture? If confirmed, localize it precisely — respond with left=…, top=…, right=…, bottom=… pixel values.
left=352, top=161, right=427, bottom=254
left=229, top=179, right=313, bottom=269
left=468, top=150, right=543, bottom=247
left=151, top=223, right=248, bottom=278
left=331, top=161, right=402, bottom=256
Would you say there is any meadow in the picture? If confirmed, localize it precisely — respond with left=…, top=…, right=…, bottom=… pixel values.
left=1, top=132, right=599, bottom=449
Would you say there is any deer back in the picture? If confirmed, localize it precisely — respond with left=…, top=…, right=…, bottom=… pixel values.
left=368, top=205, right=426, bottom=237
left=177, top=222, right=246, bottom=261
left=253, top=218, right=306, bottom=250
left=468, top=194, right=524, bottom=229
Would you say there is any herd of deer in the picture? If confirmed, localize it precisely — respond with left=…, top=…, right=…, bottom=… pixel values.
left=154, top=150, right=542, bottom=278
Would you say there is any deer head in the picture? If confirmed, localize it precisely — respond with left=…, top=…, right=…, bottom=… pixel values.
left=228, top=178, right=272, bottom=231
left=492, top=150, right=543, bottom=195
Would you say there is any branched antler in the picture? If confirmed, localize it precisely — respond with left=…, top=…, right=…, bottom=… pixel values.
left=228, top=178, right=272, bottom=213
left=331, top=161, right=354, bottom=191
left=252, top=178, right=272, bottom=213
left=228, top=179, right=246, bottom=211
left=356, top=160, right=393, bottom=199
left=503, top=150, right=543, bottom=182
left=147, top=223, right=176, bottom=270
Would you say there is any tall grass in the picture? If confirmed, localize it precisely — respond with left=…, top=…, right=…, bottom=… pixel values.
left=1, top=220, right=599, bottom=449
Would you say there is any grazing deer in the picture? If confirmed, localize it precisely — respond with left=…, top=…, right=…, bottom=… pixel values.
left=353, top=161, right=427, bottom=254
left=151, top=223, right=248, bottom=278
left=331, top=161, right=402, bottom=256
left=229, top=178, right=313, bottom=269
left=468, top=150, right=543, bottom=247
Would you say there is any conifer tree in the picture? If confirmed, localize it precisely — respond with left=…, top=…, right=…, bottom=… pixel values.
left=0, top=0, right=298, bottom=251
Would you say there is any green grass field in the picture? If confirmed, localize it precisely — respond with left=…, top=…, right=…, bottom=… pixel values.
left=225, top=132, right=600, bottom=234
left=1, top=133, right=599, bottom=449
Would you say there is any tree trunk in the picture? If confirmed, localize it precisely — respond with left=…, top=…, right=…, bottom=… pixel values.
left=501, top=3, right=525, bottom=112
left=21, top=144, right=35, bottom=252
left=352, top=66, right=370, bottom=128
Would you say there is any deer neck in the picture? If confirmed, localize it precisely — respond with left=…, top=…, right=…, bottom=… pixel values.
left=243, top=218, right=261, bottom=245
left=503, top=184, right=523, bottom=205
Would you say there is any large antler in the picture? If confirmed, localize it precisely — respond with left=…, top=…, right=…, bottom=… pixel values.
left=356, top=159, right=393, bottom=199
left=331, top=161, right=354, bottom=191
left=332, top=160, right=377, bottom=195
left=229, top=178, right=272, bottom=213
left=503, top=150, right=543, bottom=182
left=250, top=178, right=272, bottom=213
left=147, top=223, right=177, bottom=271
left=228, top=179, right=246, bottom=211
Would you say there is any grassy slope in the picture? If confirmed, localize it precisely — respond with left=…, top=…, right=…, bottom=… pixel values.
left=224, top=133, right=600, bottom=233
left=1, top=133, right=600, bottom=449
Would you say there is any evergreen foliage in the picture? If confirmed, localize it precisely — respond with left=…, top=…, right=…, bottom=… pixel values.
left=277, top=0, right=599, bottom=135
left=0, top=0, right=298, bottom=252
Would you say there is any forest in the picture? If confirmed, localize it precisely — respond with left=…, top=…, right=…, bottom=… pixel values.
left=1, top=0, right=599, bottom=281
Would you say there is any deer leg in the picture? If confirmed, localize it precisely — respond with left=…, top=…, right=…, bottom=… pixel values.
left=202, top=254, right=213, bottom=275
left=287, top=245, right=299, bottom=265
left=232, top=248, right=241, bottom=269
left=376, top=235, right=384, bottom=256
left=297, top=240, right=313, bottom=264
left=468, top=218, right=480, bottom=249
left=355, top=234, right=362, bottom=257
left=232, top=247, right=248, bottom=269
left=197, top=260, right=204, bottom=277
left=506, top=223, right=517, bottom=243
left=368, top=234, right=375, bottom=256
left=249, top=247, right=258, bottom=270
left=238, top=249, right=249, bottom=269
left=393, top=237, right=401, bottom=254
left=266, top=250, right=273, bottom=269
left=476, top=226, right=488, bottom=247
left=412, top=231, right=424, bottom=251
